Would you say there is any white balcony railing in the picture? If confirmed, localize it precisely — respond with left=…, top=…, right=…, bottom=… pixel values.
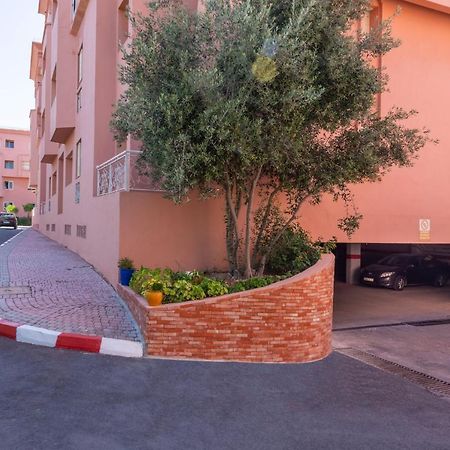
left=96, top=150, right=163, bottom=196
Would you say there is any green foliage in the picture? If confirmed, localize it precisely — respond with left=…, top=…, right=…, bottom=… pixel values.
left=17, top=217, right=32, bottom=226
left=266, top=226, right=322, bottom=275
left=118, top=257, right=134, bottom=269
left=5, top=204, right=18, bottom=214
left=129, top=268, right=229, bottom=304
left=22, top=203, right=35, bottom=214
left=200, top=278, right=229, bottom=297
left=112, top=0, right=432, bottom=277
left=165, top=280, right=206, bottom=303
left=229, top=275, right=285, bottom=293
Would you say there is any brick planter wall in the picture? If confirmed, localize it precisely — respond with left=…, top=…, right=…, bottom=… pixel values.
left=118, top=254, right=334, bottom=363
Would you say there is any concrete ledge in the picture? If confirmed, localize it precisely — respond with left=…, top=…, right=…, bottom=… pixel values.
left=118, top=254, right=335, bottom=363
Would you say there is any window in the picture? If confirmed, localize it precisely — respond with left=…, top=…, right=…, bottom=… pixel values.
left=4, top=161, right=14, bottom=170
left=77, top=87, right=82, bottom=113
left=75, top=181, right=80, bottom=204
left=77, top=46, right=83, bottom=85
left=65, top=151, right=73, bottom=186
left=4, top=181, right=14, bottom=190
left=65, top=224, right=72, bottom=235
left=118, top=0, right=130, bottom=45
left=51, top=172, right=57, bottom=196
left=76, top=224, right=87, bottom=238
left=75, top=140, right=81, bottom=178
left=5, top=140, right=14, bottom=149
left=72, top=0, right=77, bottom=16
left=21, top=161, right=30, bottom=171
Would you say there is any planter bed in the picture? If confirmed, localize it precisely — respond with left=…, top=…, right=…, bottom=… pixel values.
left=117, top=254, right=334, bottom=363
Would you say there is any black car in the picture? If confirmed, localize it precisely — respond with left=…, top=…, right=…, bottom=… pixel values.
left=360, top=253, right=449, bottom=291
left=0, top=212, right=17, bottom=229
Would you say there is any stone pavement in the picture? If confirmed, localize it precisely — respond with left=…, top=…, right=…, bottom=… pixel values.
left=0, top=229, right=141, bottom=342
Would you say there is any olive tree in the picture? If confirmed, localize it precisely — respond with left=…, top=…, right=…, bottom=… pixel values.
left=112, top=0, right=432, bottom=277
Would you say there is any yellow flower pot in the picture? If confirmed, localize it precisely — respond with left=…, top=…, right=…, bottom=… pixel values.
left=145, top=291, right=164, bottom=307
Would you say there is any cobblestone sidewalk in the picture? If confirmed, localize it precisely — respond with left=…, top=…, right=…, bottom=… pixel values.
left=0, top=229, right=141, bottom=342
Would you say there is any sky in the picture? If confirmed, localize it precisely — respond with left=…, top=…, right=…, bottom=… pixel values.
left=0, top=0, right=44, bottom=130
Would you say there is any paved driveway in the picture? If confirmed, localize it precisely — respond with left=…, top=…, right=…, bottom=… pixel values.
left=333, top=281, right=450, bottom=330
left=333, top=282, right=450, bottom=383
left=0, top=338, right=449, bottom=450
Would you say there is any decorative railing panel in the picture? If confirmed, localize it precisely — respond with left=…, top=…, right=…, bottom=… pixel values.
left=96, top=150, right=163, bottom=196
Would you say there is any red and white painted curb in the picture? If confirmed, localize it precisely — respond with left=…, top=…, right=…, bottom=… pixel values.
left=0, top=318, right=143, bottom=358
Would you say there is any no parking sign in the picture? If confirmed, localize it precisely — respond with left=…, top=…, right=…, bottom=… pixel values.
left=419, top=219, right=431, bottom=241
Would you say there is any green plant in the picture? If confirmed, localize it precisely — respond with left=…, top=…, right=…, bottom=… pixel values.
left=17, top=217, right=32, bottom=226
left=200, top=278, right=229, bottom=297
left=118, top=257, right=134, bottom=269
left=22, top=203, right=35, bottom=219
left=5, top=204, right=19, bottom=214
left=150, top=281, right=164, bottom=292
left=165, top=280, right=206, bottom=303
left=229, top=275, right=285, bottom=293
left=137, top=268, right=173, bottom=295
left=112, top=0, right=431, bottom=278
left=266, top=226, right=322, bottom=275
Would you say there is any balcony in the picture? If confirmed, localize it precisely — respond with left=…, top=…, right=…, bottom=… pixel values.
left=96, top=150, right=163, bottom=196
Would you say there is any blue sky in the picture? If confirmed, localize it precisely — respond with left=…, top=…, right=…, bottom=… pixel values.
left=0, top=0, right=44, bottom=130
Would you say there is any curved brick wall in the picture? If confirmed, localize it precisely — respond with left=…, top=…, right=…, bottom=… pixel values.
left=118, top=254, right=334, bottom=363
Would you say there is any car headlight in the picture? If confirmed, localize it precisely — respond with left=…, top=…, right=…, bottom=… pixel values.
left=380, top=272, right=395, bottom=278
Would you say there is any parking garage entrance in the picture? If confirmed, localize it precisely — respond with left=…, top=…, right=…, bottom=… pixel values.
left=332, top=243, right=450, bottom=330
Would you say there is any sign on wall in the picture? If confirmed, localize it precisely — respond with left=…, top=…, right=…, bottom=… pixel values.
left=419, top=219, right=431, bottom=241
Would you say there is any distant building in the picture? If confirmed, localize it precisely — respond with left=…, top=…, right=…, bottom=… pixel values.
left=29, top=0, right=450, bottom=284
left=0, top=128, right=35, bottom=217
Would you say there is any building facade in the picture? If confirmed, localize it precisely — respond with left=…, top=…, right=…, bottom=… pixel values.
left=29, top=0, right=450, bottom=284
left=0, top=128, right=35, bottom=217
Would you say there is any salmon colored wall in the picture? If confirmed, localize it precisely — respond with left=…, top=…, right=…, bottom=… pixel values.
left=300, top=0, right=450, bottom=244
left=30, top=0, right=450, bottom=285
left=119, top=192, right=228, bottom=272
left=35, top=0, right=122, bottom=283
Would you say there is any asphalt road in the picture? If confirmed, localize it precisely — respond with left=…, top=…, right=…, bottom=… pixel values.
left=0, top=339, right=449, bottom=450
left=0, top=227, right=23, bottom=245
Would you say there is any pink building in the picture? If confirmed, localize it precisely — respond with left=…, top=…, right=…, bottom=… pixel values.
left=0, top=128, right=35, bottom=217
left=30, top=0, right=450, bottom=284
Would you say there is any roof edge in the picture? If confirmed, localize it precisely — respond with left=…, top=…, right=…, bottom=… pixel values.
left=405, top=0, right=450, bottom=15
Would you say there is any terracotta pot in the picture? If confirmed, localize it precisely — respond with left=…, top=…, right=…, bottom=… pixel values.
left=145, top=291, right=164, bottom=307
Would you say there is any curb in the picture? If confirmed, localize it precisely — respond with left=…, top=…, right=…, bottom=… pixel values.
left=0, top=318, right=144, bottom=358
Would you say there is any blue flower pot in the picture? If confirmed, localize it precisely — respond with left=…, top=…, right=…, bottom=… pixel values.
left=119, top=268, right=135, bottom=286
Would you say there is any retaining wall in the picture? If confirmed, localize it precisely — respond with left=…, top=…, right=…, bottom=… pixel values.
left=118, top=254, right=334, bottom=363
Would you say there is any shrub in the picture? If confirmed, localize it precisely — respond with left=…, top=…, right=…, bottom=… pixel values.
left=165, top=280, right=206, bottom=303
left=118, top=257, right=134, bottom=269
left=200, top=278, right=229, bottom=297
left=17, top=217, right=31, bottom=226
left=129, top=267, right=229, bottom=303
left=266, top=226, right=322, bottom=276
left=229, top=275, right=285, bottom=293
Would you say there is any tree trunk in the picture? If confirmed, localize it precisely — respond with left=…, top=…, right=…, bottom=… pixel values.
left=257, top=199, right=305, bottom=275
left=224, top=178, right=241, bottom=275
left=243, top=166, right=262, bottom=279
left=251, top=185, right=281, bottom=269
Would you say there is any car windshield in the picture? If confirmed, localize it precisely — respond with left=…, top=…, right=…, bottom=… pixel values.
left=378, top=255, right=415, bottom=266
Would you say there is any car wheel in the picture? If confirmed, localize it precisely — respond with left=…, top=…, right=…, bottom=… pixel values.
left=433, top=273, right=447, bottom=287
left=393, top=275, right=407, bottom=291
